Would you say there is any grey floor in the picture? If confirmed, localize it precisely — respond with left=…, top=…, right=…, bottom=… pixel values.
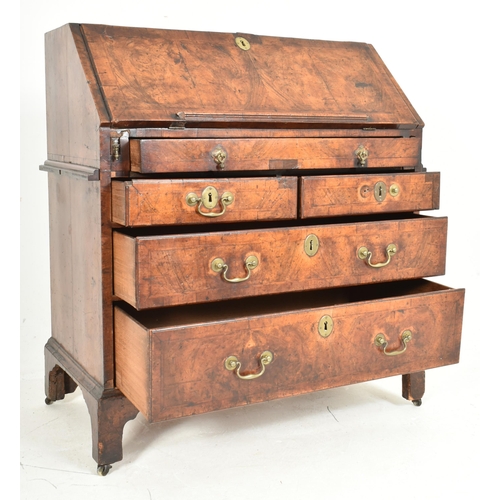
left=20, top=329, right=479, bottom=500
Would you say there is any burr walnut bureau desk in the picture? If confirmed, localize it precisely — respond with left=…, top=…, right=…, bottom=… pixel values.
left=41, top=23, right=465, bottom=475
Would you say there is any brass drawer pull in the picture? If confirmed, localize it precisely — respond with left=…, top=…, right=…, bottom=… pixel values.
left=212, top=145, right=227, bottom=169
left=186, top=186, right=234, bottom=218
left=211, top=255, right=258, bottom=283
left=225, top=351, right=274, bottom=380
left=355, top=145, right=369, bottom=166
left=358, top=243, right=397, bottom=268
left=374, top=330, right=412, bottom=356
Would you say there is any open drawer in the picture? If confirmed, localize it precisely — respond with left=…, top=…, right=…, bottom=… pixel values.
left=114, top=279, right=465, bottom=422
left=111, top=176, right=298, bottom=226
left=113, top=215, right=447, bottom=309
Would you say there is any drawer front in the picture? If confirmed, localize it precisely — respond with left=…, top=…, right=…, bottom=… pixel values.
left=112, top=177, right=298, bottom=226
left=114, top=280, right=464, bottom=422
left=130, top=137, right=421, bottom=173
left=301, top=172, right=440, bottom=218
left=113, top=216, right=447, bottom=309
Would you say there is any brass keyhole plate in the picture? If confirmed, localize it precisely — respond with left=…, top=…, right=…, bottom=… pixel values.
left=304, top=234, right=320, bottom=257
left=374, top=181, right=387, bottom=202
left=235, top=36, right=251, bottom=51
left=318, top=315, right=334, bottom=338
left=201, top=186, right=218, bottom=210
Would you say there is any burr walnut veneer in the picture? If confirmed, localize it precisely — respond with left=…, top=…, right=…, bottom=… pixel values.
left=41, top=24, right=464, bottom=475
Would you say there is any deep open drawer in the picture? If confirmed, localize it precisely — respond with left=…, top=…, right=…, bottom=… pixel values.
left=114, top=279, right=464, bottom=422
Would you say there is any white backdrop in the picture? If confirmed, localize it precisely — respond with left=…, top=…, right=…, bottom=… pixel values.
left=18, top=0, right=491, bottom=497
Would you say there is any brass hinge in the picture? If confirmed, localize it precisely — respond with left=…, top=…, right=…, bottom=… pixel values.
left=110, top=130, right=130, bottom=161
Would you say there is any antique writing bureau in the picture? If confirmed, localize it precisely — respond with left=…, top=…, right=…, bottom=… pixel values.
left=41, top=24, right=465, bottom=475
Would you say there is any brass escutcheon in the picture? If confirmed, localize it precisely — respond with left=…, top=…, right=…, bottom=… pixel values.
left=318, top=315, right=334, bottom=338
left=304, top=234, right=320, bottom=257
left=235, top=36, right=251, bottom=51
left=374, top=181, right=387, bottom=202
left=186, top=186, right=234, bottom=218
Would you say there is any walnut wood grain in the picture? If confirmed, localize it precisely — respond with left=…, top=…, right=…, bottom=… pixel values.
left=80, top=24, right=423, bottom=128
left=41, top=23, right=466, bottom=472
left=113, top=216, right=448, bottom=309
left=130, top=137, right=421, bottom=173
left=111, top=177, right=298, bottom=226
left=301, top=172, right=440, bottom=218
left=114, top=281, right=464, bottom=422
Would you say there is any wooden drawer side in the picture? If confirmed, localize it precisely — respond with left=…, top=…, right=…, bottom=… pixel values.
left=111, top=180, right=128, bottom=226
left=113, top=232, right=138, bottom=307
left=114, top=308, right=151, bottom=419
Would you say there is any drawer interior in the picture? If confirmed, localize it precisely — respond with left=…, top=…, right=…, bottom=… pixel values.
left=114, top=211, right=432, bottom=237
left=118, top=279, right=456, bottom=329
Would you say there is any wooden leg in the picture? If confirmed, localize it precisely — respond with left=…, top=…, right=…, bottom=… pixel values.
left=81, top=386, right=139, bottom=475
left=45, top=344, right=78, bottom=404
left=402, top=371, right=425, bottom=406
left=44, top=339, right=139, bottom=474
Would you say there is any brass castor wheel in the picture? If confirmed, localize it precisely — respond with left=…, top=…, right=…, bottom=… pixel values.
left=412, top=399, right=422, bottom=407
left=97, top=464, right=111, bottom=476
left=45, top=397, right=54, bottom=405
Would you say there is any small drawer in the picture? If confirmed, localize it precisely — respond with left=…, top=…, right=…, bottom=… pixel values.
left=112, top=177, right=298, bottom=226
left=130, top=137, right=421, bottom=173
left=301, top=172, right=440, bottom=218
left=114, top=279, right=464, bottom=422
left=113, top=215, right=447, bottom=309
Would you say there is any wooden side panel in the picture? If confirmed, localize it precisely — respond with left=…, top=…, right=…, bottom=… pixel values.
left=111, top=177, right=298, bottom=226
left=130, top=137, right=422, bottom=173
left=113, top=216, right=447, bottom=309
left=114, top=308, right=151, bottom=419
left=301, top=172, right=440, bottom=218
left=138, top=286, right=464, bottom=421
left=45, top=24, right=106, bottom=167
left=48, top=173, right=104, bottom=384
